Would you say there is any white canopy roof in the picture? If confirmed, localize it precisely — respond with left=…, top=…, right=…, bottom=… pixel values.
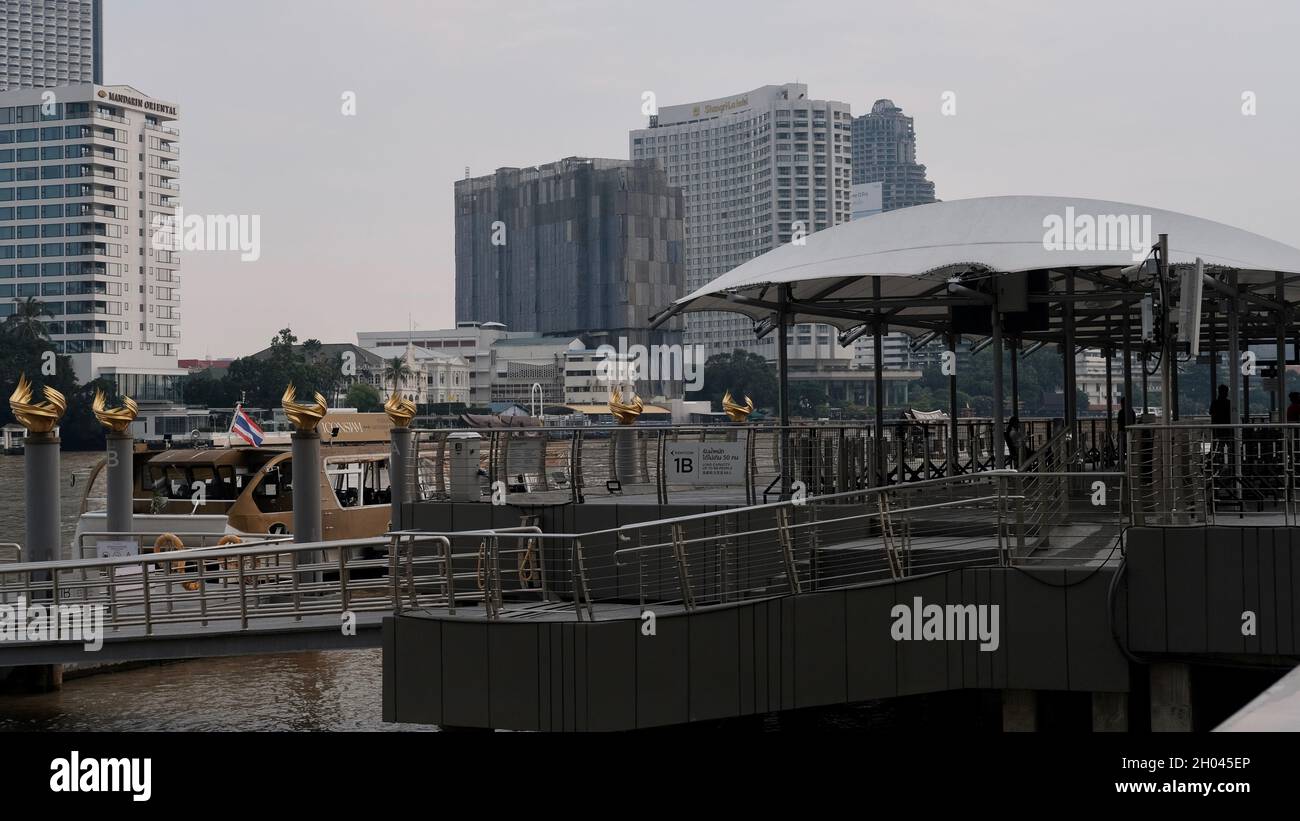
left=669, top=196, right=1300, bottom=335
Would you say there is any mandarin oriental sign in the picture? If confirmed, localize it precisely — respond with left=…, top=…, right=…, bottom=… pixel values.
left=96, top=89, right=177, bottom=117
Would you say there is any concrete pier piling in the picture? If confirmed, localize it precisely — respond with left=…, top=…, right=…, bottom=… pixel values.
left=389, top=425, right=413, bottom=531
left=105, top=431, right=134, bottom=537
left=1150, top=663, right=1193, bottom=732
left=1002, top=689, right=1038, bottom=732
left=292, top=429, right=322, bottom=545
left=23, top=430, right=60, bottom=568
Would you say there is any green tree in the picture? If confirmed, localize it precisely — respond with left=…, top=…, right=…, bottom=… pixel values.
left=345, top=382, right=383, bottom=412
left=699, top=349, right=779, bottom=412
left=384, top=356, right=414, bottom=398
left=3, top=296, right=52, bottom=342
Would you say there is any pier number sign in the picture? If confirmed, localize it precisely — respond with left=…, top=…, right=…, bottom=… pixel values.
left=664, top=441, right=745, bottom=485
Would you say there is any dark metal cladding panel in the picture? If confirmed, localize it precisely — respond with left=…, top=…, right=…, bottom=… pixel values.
left=1163, top=526, right=1208, bottom=653
left=1280, top=531, right=1297, bottom=655
left=744, top=507, right=783, bottom=597
left=586, top=620, right=638, bottom=731
left=1005, top=567, right=1069, bottom=691
left=392, top=616, right=442, bottom=726
left=845, top=582, right=899, bottom=701
left=488, top=623, right=541, bottom=731
left=781, top=597, right=796, bottom=711
left=688, top=607, right=741, bottom=721
left=1241, top=528, right=1262, bottom=655
left=989, top=568, right=1010, bottom=688
left=562, top=623, right=577, bottom=732
left=738, top=603, right=756, bottom=715
left=549, top=622, right=565, bottom=731
left=1257, top=529, right=1281, bottom=655
left=442, top=620, right=492, bottom=727
left=767, top=597, right=784, bottom=712
left=574, top=623, right=588, bottom=731
left=661, top=505, right=710, bottom=604
left=1205, top=527, right=1246, bottom=654
left=963, top=569, right=984, bottom=688
left=538, top=619, right=552, bottom=731
left=753, top=600, right=769, bottom=711
left=793, top=591, right=848, bottom=709
left=618, top=504, right=668, bottom=601
left=1124, top=527, right=1168, bottom=653
left=579, top=505, right=622, bottom=600
left=636, top=612, right=689, bottom=728
left=946, top=571, right=965, bottom=691
left=381, top=617, right=396, bottom=723
left=1064, top=567, right=1131, bottom=692
left=894, top=574, right=951, bottom=696
left=454, top=502, right=494, bottom=534
left=410, top=502, right=452, bottom=532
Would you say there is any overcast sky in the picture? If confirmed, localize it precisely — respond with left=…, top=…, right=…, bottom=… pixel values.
left=105, top=0, right=1300, bottom=359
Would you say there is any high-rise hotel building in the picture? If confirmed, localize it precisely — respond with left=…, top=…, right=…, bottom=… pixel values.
left=0, top=0, right=102, bottom=91
left=630, top=84, right=855, bottom=365
left=0, top=83, right=184, bottom=399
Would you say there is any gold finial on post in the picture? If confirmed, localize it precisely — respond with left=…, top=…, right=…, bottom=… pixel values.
left=281, top=384, right=328, bottom=432
left=9, top=373, right=66, bottom=433
left=384, top=393, right=416, bottom=428
left=92, top=388, right=138, bottom=433
left=608, top=389, right=643, bottom=425
left=722, top=390, right=755, bottom=422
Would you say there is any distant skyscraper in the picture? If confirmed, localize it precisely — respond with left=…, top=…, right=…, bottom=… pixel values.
left=851, top=99, right=936, bottom=212
left=0, top=1, right=102, bottom=91
left=454, top=156, right=685, bottom=396
left=630, top=83, right=855, bottom=364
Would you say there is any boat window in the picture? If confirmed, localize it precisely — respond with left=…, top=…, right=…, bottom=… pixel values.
left=251, top=463, right=292, bottom=513
left=327, top=456, right=391, bottom=507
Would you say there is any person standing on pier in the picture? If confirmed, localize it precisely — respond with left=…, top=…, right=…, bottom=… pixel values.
left=1210, top=385, right=1233, bottom=468
left=1116, top=396, right=1136, bottom=465
left=1286, top=391, right=1300, bottom=423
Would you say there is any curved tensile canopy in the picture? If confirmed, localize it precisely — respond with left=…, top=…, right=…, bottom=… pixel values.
left=657, top=195, right=1300, bottom=346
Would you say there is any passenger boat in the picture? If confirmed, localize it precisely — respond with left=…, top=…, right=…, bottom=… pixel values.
left=73, top=412, right=416, bottom=556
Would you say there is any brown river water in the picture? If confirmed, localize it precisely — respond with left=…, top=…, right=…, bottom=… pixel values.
left=0, top=451, right=430, bottom=731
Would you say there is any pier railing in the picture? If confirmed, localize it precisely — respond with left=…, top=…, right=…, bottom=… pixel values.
left=408, top=417, right=1107, bottom=507
left=0, top=465, right=1123, bottom=639
left=1127, top=422, right=1299, bottom=525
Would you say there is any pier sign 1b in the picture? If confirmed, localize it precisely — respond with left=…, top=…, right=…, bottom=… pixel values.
left=664, top=441, right=745, bottom=485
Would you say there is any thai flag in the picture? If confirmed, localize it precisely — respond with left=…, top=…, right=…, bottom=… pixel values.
left=230, top=404, right=265, bottom=447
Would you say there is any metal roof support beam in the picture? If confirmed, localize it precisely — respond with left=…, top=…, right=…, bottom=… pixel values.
left=873, top=277, right=886, bottom=486
left=777, top=286, right=791, bottom=500
left=1202, top=272, right=1285, bottom=313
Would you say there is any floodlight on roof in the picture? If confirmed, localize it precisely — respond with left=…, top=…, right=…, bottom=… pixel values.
left=837, top=324, right=871, bottom=347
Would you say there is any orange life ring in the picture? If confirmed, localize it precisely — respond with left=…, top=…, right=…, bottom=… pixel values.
left=151, top=532, right=198, bottom=591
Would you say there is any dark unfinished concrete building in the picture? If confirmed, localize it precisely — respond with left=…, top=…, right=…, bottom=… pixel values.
left=454, top=157, right=685, bottom=395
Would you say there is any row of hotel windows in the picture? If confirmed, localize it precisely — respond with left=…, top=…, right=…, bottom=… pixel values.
left=0, top=183, right=123, bottom=199
left=0, top=261, right=119, bottom=277
left=0, top=204, right=125, bottom=220
left=11, top=340, right=181, bottom=356
left=0, top=242, right=121, bottom=258
left=0, top=125, right=124, bottom=143
left=2, top=282, right=175, bottom=301
left=0, top=164, right=123, bottom=181
left=0, top=102, right=102, bottom=124
left=0, top=308, right=177, bottom=336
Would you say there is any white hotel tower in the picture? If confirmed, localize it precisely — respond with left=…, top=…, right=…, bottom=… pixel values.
left=0, top=83, right=184, bottom=400
left=630, top=83, right=855, bottom=366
